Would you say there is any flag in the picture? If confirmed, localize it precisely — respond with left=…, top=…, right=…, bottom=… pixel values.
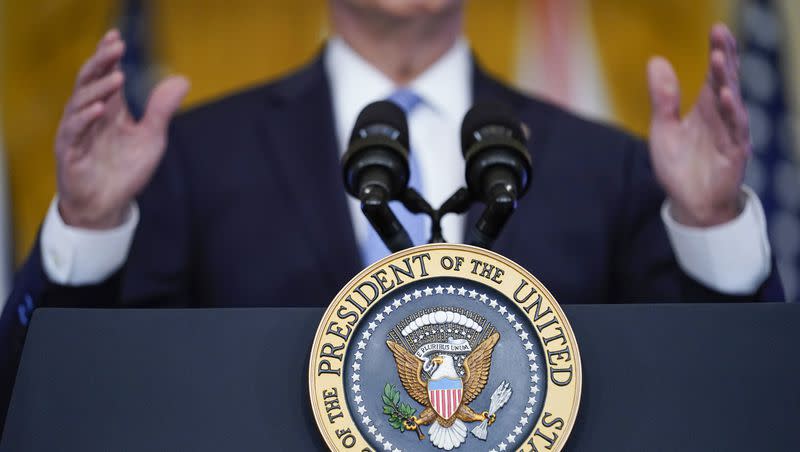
left=740, top=0, right=800, bottom=302
left=119, top=0, right=155, bottom=119
left=514, top=0, right=610, bottom=120
left=0, top=123, right=11, bottom=303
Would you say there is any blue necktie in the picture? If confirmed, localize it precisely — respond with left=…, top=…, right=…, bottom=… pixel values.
left=360, top=89, right=426, bottom=266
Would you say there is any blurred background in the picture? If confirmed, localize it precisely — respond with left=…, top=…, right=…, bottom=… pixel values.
left=0, top=0, right=797, bottom=302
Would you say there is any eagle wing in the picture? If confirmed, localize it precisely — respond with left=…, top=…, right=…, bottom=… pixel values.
left=462, top=332, right=500, bottom=405
left=386, top=341, right=430, bottom=407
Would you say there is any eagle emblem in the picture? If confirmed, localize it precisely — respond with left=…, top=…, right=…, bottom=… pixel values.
left=386, top=330, right=505, bottom=450
left=309, top=246, right=582, bottom=452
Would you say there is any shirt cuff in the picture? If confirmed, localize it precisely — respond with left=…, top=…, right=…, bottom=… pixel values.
left=661, top=186, right=772, bottom=295
left=40, top=196, right=139, bottom=286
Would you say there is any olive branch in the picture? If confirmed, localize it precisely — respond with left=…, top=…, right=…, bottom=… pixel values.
left=382, top=383, right=421, bottom=438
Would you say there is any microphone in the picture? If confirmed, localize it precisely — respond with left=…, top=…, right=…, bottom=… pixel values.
left=460, top=102, right=532, bottom=248
left=341, top=101, right=414, bottom=252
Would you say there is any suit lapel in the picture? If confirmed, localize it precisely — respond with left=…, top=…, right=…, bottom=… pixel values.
left=469, top=63, right=556, bottom=253
left=259, top=56, right=362, bottom=292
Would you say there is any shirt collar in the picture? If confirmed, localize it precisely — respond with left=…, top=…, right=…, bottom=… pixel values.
left=407, top=38, right=472, bottom=122
left=324, top=36, right=472, bottom=151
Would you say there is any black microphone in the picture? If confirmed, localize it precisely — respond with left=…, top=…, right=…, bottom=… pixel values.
left=460, top=102, right=532, bottom=248
left=341, top=101, right=414, bottom=252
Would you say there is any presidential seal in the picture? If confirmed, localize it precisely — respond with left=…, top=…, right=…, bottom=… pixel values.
left=309, top=244, right=581, bottom=452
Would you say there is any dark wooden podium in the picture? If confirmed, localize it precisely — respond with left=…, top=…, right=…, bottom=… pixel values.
left=2, top=303, right=798, bottom=451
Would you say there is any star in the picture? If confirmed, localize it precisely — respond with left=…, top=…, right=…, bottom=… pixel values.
left=490, top=449, right=497, bottom=452
left=489, top=299, right=498, bottom=308
left=514, top=322, right=523, bottom=331
left=506, top=313, right=516, bottom=322
left=457, top=287, right=467, bottom=296
left=498, top=442, right=507, bottom=451
left=524, top=341, right=533, bottom=351
left=527, top=351, right=537, bottom=361
left=374, top=433, right=383, bottom=442
left=419, top=334, right=425, bottom=340
left=392, top=299, right=402, bottom=308
left=382, top=441, right=393, bottom=450
left=506, top=433, right=516, bottom=443
left=498, top=305, right=508, bottom=315
left=530, top=375, right=537, bottom=383
left=368, top=425, right=377, bottom=434
left=413, top=289, right=422, bottom=299
left=352, top=384, right=361, bottom=393
left=376, top=313, right=385, bottom=322
left=352, top=362, right=361, bottom=371
left=361, top=330, right=371, bottom=340
left=354, top=395, right=363, bottom=404
left=479, top=293, right=489, bottom=303
left=357, top=341, right=366, bottom=350
left=533, top=374, right=540, bottom=383
left=468, top=289, right=478, bottom=298
left=524, top=406, right=534, bottom=415
left=402, top=293, right=412, bottom=303
left=446, top=285, right=456, bottom=294
left=383, top=305, right=393, bottom=314
left=531, top=362, right=539, bottom=371
left=532, top=386, right=540, bottom=394
left=514, top=426, right=523, bottom=434
left=519, top=416, right=528, bottom=426
left=354, top=351, right=363, bottom=360
left=424, top=286, right=434, bottom=296
left=520, top=331, right=529, bottom=340
left=368, top=322, right=378, bottom=331
left=352, top=373, right=360, bottom=382
left=357, top=405, right=366, bottom=415
left=393, top=449, right=401, bottom=452
left=528, top=396, right=537, bottom=405
left=435, top=285, right=444, bottom=294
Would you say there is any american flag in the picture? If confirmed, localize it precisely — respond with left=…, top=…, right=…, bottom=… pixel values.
left=740, top=0, right=800, bottom=302
left=119, top=0, right=156, bottom=120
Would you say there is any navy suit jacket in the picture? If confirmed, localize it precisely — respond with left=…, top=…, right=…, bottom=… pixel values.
left=0, top=54, right=784, bottom=432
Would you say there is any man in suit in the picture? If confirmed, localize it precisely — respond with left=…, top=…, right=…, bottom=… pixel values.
left=0, top=0, right=782, bottom=432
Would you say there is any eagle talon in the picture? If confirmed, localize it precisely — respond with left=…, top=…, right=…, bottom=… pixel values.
left=482, top=411, right=497, bottom=425
left=403, top=416, right=425, bottom=440
left=403, top=416, right=418, bottom=431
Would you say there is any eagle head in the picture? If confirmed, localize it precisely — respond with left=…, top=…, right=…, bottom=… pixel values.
left=429, top=354, right=459, bottom=381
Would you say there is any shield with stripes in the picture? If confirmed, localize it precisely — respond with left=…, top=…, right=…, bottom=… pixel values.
left=428, top=377, right=463, bottom=420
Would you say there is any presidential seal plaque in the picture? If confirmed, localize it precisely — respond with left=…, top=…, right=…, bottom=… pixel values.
left=310, top=244, right=581, bottom=452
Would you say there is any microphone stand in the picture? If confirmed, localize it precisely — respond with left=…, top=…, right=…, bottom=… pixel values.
left=405, top=186, right=517, bottom=251
left=360, top=185, right=414, bottom=252
left=376, top=185, right=518, bottom=252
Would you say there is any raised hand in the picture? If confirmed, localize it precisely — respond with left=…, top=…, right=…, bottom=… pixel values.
left=55, top=29, right=189, bottom=229
left=647, top=24, right=749, bottom=227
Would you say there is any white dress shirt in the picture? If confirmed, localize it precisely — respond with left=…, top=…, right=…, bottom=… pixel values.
left=40, top=36, right=771, bottom=295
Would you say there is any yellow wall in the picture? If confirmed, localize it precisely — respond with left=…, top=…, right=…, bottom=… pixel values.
left=1, top=1, right=119, bottom=263
left=591, top=0, right=732, bottom=135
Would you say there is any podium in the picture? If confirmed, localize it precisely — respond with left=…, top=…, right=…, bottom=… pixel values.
left=2, top=303, right=798, bottom=451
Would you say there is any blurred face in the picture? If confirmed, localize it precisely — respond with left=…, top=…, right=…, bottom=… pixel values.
left=336, top=0, right=463, bottom=20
